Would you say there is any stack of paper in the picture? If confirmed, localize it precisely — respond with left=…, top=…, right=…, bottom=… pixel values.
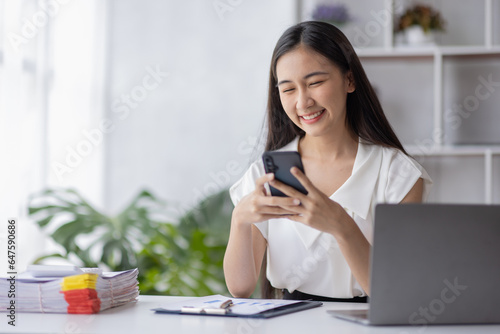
left=0, top=266, right=139, bottom=314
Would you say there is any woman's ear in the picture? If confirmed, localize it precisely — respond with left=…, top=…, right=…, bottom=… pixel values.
left=346, top=71, right=356, bottom=93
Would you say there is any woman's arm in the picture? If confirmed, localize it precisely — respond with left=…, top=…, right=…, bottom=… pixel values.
left=223, top=173, right=301, bottom=297
left=223, top=218, right=267, bottom=298
left=339, top=178, right=424, bottom=294
left=400, top=177, right=424, bottom=203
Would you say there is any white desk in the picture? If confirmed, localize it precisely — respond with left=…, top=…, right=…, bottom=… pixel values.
left=2, top=295, right=500, bottom=334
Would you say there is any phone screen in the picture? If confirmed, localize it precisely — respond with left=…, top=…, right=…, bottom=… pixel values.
left=262, top=151, right=308, bottom=196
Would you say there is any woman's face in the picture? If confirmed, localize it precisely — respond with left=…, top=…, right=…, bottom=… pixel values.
left=275, top=45, right=355, bottom=138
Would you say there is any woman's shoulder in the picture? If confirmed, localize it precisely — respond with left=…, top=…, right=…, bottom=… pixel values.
left=361, top=142, right=432, bottom=201
left=361, top=141, right=419, bottom=169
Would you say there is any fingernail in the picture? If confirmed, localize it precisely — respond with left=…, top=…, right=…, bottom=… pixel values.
left=293, top=199, right=301, bottom=205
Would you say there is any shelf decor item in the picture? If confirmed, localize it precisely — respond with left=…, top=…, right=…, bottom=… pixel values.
left=396, top=4, right=445, bottom=46
left=311, top=3, right=351, bottom=27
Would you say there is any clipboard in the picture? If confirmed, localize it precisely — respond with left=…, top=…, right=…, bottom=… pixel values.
left=152, top=294, right=322, bottom=319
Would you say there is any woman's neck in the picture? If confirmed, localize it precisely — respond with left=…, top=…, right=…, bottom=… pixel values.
left=299, top=129, right=358, bottom=161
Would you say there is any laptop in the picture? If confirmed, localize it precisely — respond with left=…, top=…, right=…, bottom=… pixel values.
left=329, top=203, right=500, bottom=326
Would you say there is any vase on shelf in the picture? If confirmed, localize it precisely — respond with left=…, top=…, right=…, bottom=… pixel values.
left=395, top=4, right=445, bottom=47
left=404, top=25, right=436, bottom=46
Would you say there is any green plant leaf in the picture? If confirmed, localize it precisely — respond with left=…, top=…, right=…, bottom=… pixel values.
left=29, top=187, right=232, bottom=296
left=33, top=253, right=68, bottom=264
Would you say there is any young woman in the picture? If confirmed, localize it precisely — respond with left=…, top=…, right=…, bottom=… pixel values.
left=223, top=21, right=432, bottom=302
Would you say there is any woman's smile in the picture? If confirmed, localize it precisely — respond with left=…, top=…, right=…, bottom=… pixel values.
left=299, top=109, right=326, bottom=124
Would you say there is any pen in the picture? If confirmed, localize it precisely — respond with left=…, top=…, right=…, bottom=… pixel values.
left=180, top=299, right=234, bottom=315
left=220, top=299, right=233, bottom=310
left=203, top=300, right=233, bottom=315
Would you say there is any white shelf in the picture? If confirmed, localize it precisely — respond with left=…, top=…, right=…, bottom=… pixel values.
left=356, top=43, right=500, bottom=147
left=406, top=145, right=500, bottom=157
left=356, top=45, right=500, bottom=58
left=353, top=0, right=500, bottom=204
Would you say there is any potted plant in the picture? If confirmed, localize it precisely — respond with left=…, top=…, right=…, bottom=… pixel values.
left=312, top=3, right=352, bottom=27
left=28, top=187, right=233, bottom=296
left=396, top=4, right=445, bottom=45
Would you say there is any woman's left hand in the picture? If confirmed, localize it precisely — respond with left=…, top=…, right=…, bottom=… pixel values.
left=269, top=167, right=352, bottom=238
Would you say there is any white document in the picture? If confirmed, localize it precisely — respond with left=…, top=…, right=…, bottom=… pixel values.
left=157, top=294, right=300, bottom=315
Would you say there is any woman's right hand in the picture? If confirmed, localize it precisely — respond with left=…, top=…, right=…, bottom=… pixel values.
left=232, top=173, right=302, bottom=226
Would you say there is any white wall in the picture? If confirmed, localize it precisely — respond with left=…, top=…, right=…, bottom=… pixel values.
left=104, top=0, right=296, bottom=215
left=103, top=0, right=500, bottom=213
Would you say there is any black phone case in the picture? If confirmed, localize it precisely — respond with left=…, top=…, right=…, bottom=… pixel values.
left=262, top=151, right=308, bottom=197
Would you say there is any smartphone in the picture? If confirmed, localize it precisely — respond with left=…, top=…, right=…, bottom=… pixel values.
left=262, top=151, right=308, bottom=197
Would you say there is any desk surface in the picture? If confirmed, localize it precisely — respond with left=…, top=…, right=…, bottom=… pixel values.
left=2, top=295, right=500, bottom=334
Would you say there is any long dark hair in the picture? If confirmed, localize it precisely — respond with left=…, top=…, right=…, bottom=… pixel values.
left=260, top=21, right=406, bottom=299
left=265, top=21, right=406, bottom=154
